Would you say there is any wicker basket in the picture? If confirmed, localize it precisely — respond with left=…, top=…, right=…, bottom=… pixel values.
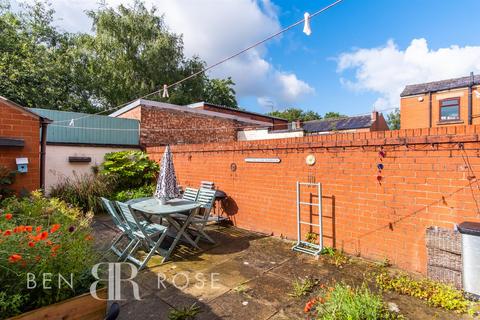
left=425, top=226, right=462, bottom=289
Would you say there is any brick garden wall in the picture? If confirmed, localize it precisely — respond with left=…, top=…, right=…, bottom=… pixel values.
left=118, top=105, right=241, bottom=147
left=148, top=125, right=480, bottom=274
left=0, top=100, right=41, bottom=193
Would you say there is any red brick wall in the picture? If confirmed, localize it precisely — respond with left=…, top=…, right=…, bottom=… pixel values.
left=118, top=105, right=241, bottom=147
left=197, top=104, right=289, bottom=130
left=148, top=125, right=480, bottom=274
left=0, top=100, right=41, bottom=193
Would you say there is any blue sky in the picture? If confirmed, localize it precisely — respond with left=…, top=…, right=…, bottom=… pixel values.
left=14, top=0, right=480, bottom=116
left=245, top=0, right=480, bottom=115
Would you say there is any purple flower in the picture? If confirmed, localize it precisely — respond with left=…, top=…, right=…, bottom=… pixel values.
left=68, top=226, right=75, bottom=233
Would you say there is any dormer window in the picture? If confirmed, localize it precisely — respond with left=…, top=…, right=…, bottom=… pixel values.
left=439, top=98, right=460, bottom=122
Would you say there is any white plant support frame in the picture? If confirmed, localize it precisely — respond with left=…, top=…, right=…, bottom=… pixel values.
left=292, top=182, right=323, bottom=256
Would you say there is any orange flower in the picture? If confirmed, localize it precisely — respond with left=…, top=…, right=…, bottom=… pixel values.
left=45, top=240, right=53, bottom=246
left=25, top=226, right=33, bottom=232
left=85, top=235, right=93, bottom=241
left=8, top=254, right=22, bottom=263
left=50, top=224, right=61, bottom=233
left=304, top=299, right=316, bottom=313
left=13, top=227, right=18, bottom=233
left=3, top=230, right=11, bottom=236
left=35, top=256, right=41, bottom=262
left=28, top=241, right=35, bottom=248
left=17, top=225, right=25, bottom=232
left=36, top=226, right=42, bottom=233
left=51, top=245, right=61, bottom=252
left=40, top=231, right=48, bottom=240
left=5, top=213, right=12, bottom=220
left=50, top=253, right=57, bottom=257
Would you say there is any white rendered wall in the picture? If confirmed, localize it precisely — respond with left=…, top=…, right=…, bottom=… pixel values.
left=45, top=145, right=139, bottom=192
left=237, top=129, right=304, bottom=141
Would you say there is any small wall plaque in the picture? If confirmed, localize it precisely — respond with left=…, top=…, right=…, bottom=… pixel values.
left=244, top=157, right=281, bottom=163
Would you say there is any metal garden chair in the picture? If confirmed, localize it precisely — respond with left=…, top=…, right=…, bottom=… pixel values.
left=100, top=197, right=139, bottom=260
left=175, top=188, right=216, bottom=245
left=116, top=201, right=169, bottom=270
left=182, top=187, right=199, bottom=202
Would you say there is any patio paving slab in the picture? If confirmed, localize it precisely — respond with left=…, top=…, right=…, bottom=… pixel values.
left=93, top=216, right=475, bottom=320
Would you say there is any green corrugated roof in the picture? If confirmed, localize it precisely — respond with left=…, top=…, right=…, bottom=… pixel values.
left=29, top=108, right=139, bottom=146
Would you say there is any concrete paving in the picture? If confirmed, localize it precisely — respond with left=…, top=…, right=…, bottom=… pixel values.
left=92, top=215, right=469, bottom=320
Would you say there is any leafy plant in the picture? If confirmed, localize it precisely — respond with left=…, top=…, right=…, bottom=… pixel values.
left=100, top=151, right=159, bottom=190
left=49, top=172, right=114, bottom=214
left=289, top=277, right=317, bottom=298
left=168, top=303, right=202, bottom=320
left=308, top=283, right=404, bottom=320
left=0, top=166, right=16, bottom=201
left=321, top=247, right=349, bottom=267
left=0, top=192, right=98, bottom=318
left=376, top=271, right=472, bottom=313
left=112, top=184, right=156, bottom=202
left=305, top=232, right=318, bottom=244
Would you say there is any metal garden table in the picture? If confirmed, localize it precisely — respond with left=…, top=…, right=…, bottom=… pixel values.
left=130, top=198, right=201, bottom=262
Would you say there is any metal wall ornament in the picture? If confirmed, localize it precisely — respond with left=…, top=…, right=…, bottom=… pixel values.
left=306, top=154, right=316, bottom=166
left=230, top=163, right=237, bottom=172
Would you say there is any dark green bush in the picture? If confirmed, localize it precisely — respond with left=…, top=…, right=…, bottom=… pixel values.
left=49, top=172, right=114, bottom=214
left=0, top=166, right=16, bottom=201
left=0, top=192, right=98, bottom=318
left=112, top=184, right=156, bottom=202
left=100, top=151, right=159, bottom=190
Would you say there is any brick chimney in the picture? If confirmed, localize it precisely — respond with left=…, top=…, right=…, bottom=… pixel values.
left=371, top=111, right=378, bottom=130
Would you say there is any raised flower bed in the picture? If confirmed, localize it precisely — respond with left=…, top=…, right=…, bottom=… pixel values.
left=0, top=192, right=100, bottom=319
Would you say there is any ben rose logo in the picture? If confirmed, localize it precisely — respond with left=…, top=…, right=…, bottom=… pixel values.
left=28, top=262, right=220, bottom=301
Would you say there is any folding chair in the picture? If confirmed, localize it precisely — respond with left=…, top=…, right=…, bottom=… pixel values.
left=100, top=197, right=138, bottom=260
left=115, top=201, right=169, bottom=270
left=179, top=188, right=216, bottom=245
left=182, top=187, right=199, bottom=202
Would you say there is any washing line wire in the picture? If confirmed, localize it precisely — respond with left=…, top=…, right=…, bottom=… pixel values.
left=53, top=0, right=344, bottom=124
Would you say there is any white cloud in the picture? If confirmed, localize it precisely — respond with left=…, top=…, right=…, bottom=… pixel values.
left=19, top=0, right=314, bottom=107
left=337, top=38, right=480, bottom=108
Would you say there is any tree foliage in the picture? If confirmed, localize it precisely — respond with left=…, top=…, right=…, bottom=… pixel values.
left=324, top=111, right=346, bottom=119
left=203, top=77, right=238, bottom=109
left=267, top=108, right=322, bottom=122
left=267, top=108, right=347, bottom=122
left=0, top=0, right=237, bottom=112
left=387, top=108, right=400, bottom=130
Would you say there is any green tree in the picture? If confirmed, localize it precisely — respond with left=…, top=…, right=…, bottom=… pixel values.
left=267, top=108, right=322, bottom=122
left=324, top=111, right=346, bottom=119
left=203, top=77, right=238, bottom=108
left=387, top=108, right=400, bottom=129
left=80, top=1, right=207, bottom=109
left=0, top=0, right=238, bottom=112
left=0, top=1, right=94, bottom=111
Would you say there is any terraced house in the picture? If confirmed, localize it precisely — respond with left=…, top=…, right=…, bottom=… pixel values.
left=401, top=72, right=480, bottom=129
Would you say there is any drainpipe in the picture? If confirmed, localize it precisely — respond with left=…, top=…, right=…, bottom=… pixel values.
left=39, top=118, right=51, bottom=191
left=468, top=72, right=474, bottom=125
left=428, top=92, right=432, bottom=128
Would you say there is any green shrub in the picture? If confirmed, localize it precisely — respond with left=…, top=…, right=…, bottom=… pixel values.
left=100, top=151, right=159, bottom=190
left=0, top=192, right=98, bottom=318
left=376, top=271, right=471, bottom=313
left=0, top=166, right=16, bottom=201
left=49, top=172, right=114, bottom=214
left=308, top=283, right=403, bottom=320
left=112, top=184, right=156, bottom=202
